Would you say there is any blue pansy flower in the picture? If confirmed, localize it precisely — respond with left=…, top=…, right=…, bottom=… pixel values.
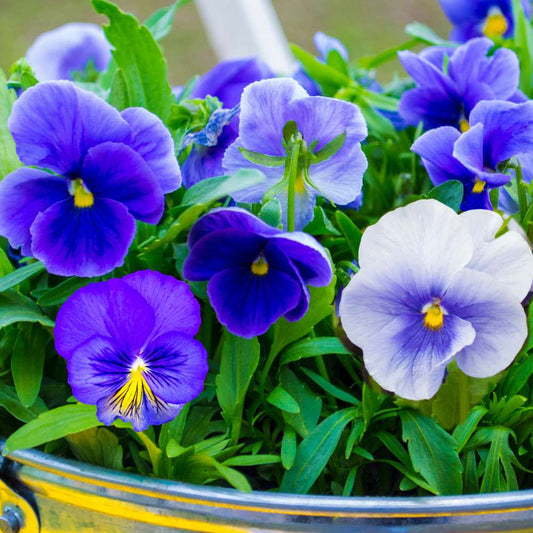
left=181, top=57, right=274, bottom=188
left=399, top=38, right=524, bottom=131
left=55, top=270, right=208, bottom=432
left=0, top=81, right=181, bottom=277
left=222, top=78, right=368, bottom=230
left=412, top=100, right=533, bottom=210
left=439, top=0, right=532, bottom=42
left=183, top=208, right=333, bottom=338
left=26, top=23, right=112, bottom=81
left=339, top=200, right=533, bottom=400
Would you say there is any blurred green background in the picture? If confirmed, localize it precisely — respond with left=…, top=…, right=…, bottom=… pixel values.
left=0, top=0, right=450, bottom=85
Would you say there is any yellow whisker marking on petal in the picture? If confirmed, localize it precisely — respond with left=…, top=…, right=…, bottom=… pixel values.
left=422, top=300, right=445, bottom=331
left=472, top=179, right=486, bottom=193
left=251, top=254, right=269, bottom=276
left=483, top=8, right=508, bottom=38
left=72, top=179, right=94, bottom=208
left=294, top=172, right=306, bottom=195
left=111, top=358, right=156, bottom=414
left=460, top=118, right=470, bottom=133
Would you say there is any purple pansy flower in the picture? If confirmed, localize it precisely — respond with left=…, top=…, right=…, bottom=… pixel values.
left=182, top=57, right=274, bottom=188
left=412, top=100, right=533, bottom=210
left=55, top=270, right=208, bottom=432
left=339, top=200, right=533, bottom=400
left=0, top=81, right=181, bottom=277
left=222, top=78, right=368, bottom=230
left=398, top=38, right=523, bottom=131
left=26, top=23, right=112, bottom=81
left=439, top=0, right=531, bottom=42
left=183, top=208, right=333, bottom=338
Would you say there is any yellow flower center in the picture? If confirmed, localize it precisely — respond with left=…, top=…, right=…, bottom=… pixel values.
left=72, top=179, right=94, bottom=208
left=422, top=300, right=445, bottom=331
left=460, top=118, right=470, bottom=133
left=483, top=8, right=508, bottom=38
left=251, top=254, right=269, bottom=276
left=294, top=172, right=306, bottom=195
left=472, top=179, right=486, bottom=193
left=110, top=358, right=156, bottom=415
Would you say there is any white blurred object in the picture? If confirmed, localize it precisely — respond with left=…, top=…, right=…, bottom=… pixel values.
left=195, top=0, right=295, bottom=74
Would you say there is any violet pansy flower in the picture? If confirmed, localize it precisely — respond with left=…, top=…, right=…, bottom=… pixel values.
left=399, top=38, right=523, bottom=131
left=339, top=200, right=533, bottom=401
left=222, top=78, right=368, bottom=230
left=26, top=23, right=112, bottom=81
left=439, top=0, right=531, bottom=42
left=0, top=81, right=181, bottom=277
left=183, top=208, right=333, bottom=338
left=55, top=270, right=208, bottom=432
left=412, top=100, right=533, bottom=210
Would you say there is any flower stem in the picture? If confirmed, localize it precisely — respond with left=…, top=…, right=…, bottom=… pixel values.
left=286, top=141, right=301, bottom=232
left=515, top=164, right=528, bottom=224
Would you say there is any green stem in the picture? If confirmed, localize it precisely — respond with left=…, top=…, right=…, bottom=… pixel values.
left=515, top=164, right=528, bottom=224
left=286, top=141, right=301, bottom=232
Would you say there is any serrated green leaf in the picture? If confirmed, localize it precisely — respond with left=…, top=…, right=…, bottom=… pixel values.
left=0, top=261, right=45, bottom=293
left=427, top=180, right=464, bottom=212
left=0, top=290, right=54, bottom=328
left=480, top=427, right=518, bottom=493
left=267, top=386, right=300, bottom=413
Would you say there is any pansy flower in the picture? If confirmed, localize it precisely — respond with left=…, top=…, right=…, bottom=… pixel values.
left=26, top=23, right=112, bottom=81
left=181, top=57, right=274, bottom=188
left=183, top=208, right=333, bottom=338
left=55, top=270, right=208, bottom=432
left=339, top=200, right=533, bottom=400
left=398, top=38, right=523, bottom=131
left=222, top=78, right=368, bottom=230
left=439, top=0, right=532, bottom=42
left=412, top=100, right=533, bottom=210
left=0, top=81, right=181, bottom=277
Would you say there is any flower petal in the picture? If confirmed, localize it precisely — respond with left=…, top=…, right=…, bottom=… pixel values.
left=0, top=168, right=69, bottom=256
left=30, top=198, right=136, bottom=277
left=399, top=87, right=461, bottom=129
left=121, top=107, right=181, bottom=194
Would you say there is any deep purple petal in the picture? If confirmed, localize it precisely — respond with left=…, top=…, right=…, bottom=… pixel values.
left=30, top=198, right=136, bottom=277
left=55, top=278, right=156, bottom=359
left=0, top=168, right=69, bottom=256
left=122, top=270, right=202, bottom=338
left=9, top=82, right=130, bottom=174
left=399, top=87, right=461, bottom=129
left=121, top=107, right=181, bottom=194
left=398, top=50, right=456, bottom=93
left=81, top=142, right=164, bottom=224
left=208, top=266, right=301, bottom=338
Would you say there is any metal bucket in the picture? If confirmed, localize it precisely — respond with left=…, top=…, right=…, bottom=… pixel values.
left=1, top=445, right=533, bottom=532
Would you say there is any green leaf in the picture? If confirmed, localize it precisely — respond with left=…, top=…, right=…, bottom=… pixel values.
left=0, top=261, right=45, bottom=293
left=452, top=406, right=488, bottom=453
left=259, top=198, right=282, bottom=228
left=267, top=386, right=300, bottom=413
left=480, top=427, right=518, bottom=493
left=0, top=384, right=47, bottom=422
left=215, top=332, right=260, bottom=443
left=301, top=367, right=359, bottom=405
left=281, top=427, right=297, bottom=469
left=12, top=325, right=48, bottom=407
left=0, top=249, right=14, bottom=277
left=311, top=131, right=346, bottom=164
left=67, top=427, right=124, bottom=470
left=351, top=97, right=398, bottom=140
left=239, top=147, right=286, bottom=167
left=3, top=403, right=102, bottom=454
left=144, top=1, right=188, bottom=41
left=400, top=410, right=463, bottom=495
left=0, top=68, right=21, bottom=179
left=0, top=290, right=54, bottom=328
left=357, top=39, right=418, bottom=69
left=107, top=68, right=130, bottom=109
left=502, top=354, right=533, bottom=397
left=182, top=169, right=266, bottom=206
left=304, top=206, right=341, bottom=236
left=37, top=277, right=95, bottom=307
left=524, top=301, right=533, bottom=352
left=280, top=337, right=351, bottom=366
left=92, top=0, right=174, bottom=120
left=335, top=211, right=362, bottom=261
left=223, top=454, right=280, bottom=467
left=427, top=180, right=464, bottom=212
left=280, top=408, right=356, bottom=494
left=405, top=22, right=455, bottom=46
left=513, top=0, right=533, bottom=94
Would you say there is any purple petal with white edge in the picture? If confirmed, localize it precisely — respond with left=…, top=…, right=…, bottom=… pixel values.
left=208, top=265, right=301, bottom=338
left=398, top=50, right=457, bottom=93
left=81, top=142, right=164, bottom=224
left=30, top=197, right=136, bottom=278
left=469, top=100, right=533, bottom=166
left=122, top=270, right=202, bottom=339
left=237, top=78, right=308, bottom=156
left=411, top=126, right=475, bottom=185
left=0, top=168, right=69, bottom=256
left=446, top=268, right=528, bottom=378
left=187, top=207, right=280, bottom=248
left=9, top=81, right=130, bottom=174
left=55, top=278, right=156, bottom=359
left=26, top=23, right=111, bottom=81
left=269, top=232, right=332, bottom=286
left=142, top=332, right=208, bottom=403
left=121, top=107, right=181, bottom=194
left=184, top=228, right=266, bottom=281
left=460, top=210, right=533, bottom=302
left=358, top=200, right=474, bottom=297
